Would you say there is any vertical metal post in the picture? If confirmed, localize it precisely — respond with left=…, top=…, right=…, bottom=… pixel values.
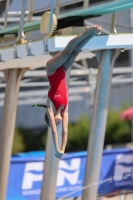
left=49, top=0, right=56, bottom=33
left=129, top=8, right=133, bottom=142
left=0, top=68, right=26, bottom=200
left=83, top=0, right=90, bottom=9
left=4, top=0, right=10, bottom=29
left=82, top=50, right=118, bottom=200
left=40, top=68, right=71, bottom=200
left=26, top=0, right=34, bottom=23
left=110, top=0, right=117, bottom=33
left=40, top=125, right=62, bottom=200
left=110, top=12, right=117, bottom=33
left=25, top=0, right=34, bottom=38
left=55, top=0, right=60, bottom=16
left=17, top=0, right=27, bottom=40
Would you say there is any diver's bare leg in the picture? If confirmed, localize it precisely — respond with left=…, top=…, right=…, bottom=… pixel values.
left=62, top=28, right=101, bottom=71
left=46, top=26, right=100, bottom=75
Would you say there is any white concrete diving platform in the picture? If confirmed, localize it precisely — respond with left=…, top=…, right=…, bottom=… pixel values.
left=0, top=33, right=133, bottom=71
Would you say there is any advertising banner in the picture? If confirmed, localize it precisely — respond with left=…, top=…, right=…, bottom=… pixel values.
left=7, top=149, right=133, bottom=200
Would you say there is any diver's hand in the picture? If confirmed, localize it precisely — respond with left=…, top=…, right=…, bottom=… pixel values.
left=55, top=150, right=67, bottom=159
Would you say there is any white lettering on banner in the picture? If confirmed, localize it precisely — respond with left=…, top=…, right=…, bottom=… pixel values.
left=114, top=154, right=133, bottom=181
left=22, top=158, right=81, bottom=190
left=22, top=162, right=44, bottom=190
left=57, top=158, right=81, bottom=187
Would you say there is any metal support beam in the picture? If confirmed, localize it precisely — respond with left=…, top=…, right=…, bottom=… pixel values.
left=40, top=68, right=71, bottom=200
left=40, top=124, right=62, bottom=200
left=0, top=68, right=27, bottom=200
left=82, top=49, right=120, bottom=200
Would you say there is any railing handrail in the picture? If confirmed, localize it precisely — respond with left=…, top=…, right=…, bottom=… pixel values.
left=21, top=0, right=55, bottom=42
left=0, top=0, right=27, bottom=48
left=0, top=0, right=56, bottom=52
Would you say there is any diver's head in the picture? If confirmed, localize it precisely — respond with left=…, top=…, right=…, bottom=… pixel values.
left=54, top=113, right=62, bottom=125
left=30, top=104, right=62, bottom=127
left=44, top=112, right=62, bottom=127
left=44, top=112, right=50, bottom=127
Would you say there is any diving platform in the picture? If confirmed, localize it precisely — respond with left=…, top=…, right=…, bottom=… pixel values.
left=0, top=33, right=133, bottom=70
left=47, top=33, right=133, bottom=52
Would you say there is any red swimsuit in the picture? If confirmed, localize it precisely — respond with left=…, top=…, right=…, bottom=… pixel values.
left=47, top=66, right=68, bottom=112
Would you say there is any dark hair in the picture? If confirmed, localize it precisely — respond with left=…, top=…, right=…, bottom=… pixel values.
left=30, top=104, right=50, bottom=127
left=44, top=112, right=50, bottom=127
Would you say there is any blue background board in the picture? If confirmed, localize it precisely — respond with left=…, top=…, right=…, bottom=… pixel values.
left=7, top=149, right=133, bottom=199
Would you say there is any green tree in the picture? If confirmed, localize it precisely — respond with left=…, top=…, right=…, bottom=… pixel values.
left=105, top=108, right=131, bottom=145
left=66, top=115, right=90, bottom=152
left=12, top=127, right=47, bottom=155
left=12, top=128, right=25, bottom=154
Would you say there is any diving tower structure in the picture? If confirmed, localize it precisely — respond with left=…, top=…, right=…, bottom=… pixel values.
left=0, top=1, right=133, bottom=200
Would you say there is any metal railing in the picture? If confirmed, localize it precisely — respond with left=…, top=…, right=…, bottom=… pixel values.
left=0, top=0, right=27, bottom=60
left=1, top=0, right=90, bottom=25
left=0, top=0, right=55, bottom=56
left=21, top=0, right=55, bottom=54
left=0, top=0, right=26, bottom=47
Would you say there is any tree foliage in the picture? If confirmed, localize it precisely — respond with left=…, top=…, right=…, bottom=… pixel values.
left=105, top=108, right=131, bottom=145
left=12, top=128, right=25, bottom=154
left=66, top=115, right=90, bottom=152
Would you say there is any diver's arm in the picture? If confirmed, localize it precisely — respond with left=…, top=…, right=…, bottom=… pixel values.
left=61, top=108, right=68, bottom=153
left=47, top=108, right=60, bottom=152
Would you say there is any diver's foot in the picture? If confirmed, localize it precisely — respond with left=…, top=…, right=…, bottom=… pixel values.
left=55, top=151, right=67, bottom=159
left=86, top=25, right=102, bottom=35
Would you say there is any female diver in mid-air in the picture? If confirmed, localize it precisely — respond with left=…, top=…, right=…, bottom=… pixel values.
left=31, top=25, right=102, bottom=159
